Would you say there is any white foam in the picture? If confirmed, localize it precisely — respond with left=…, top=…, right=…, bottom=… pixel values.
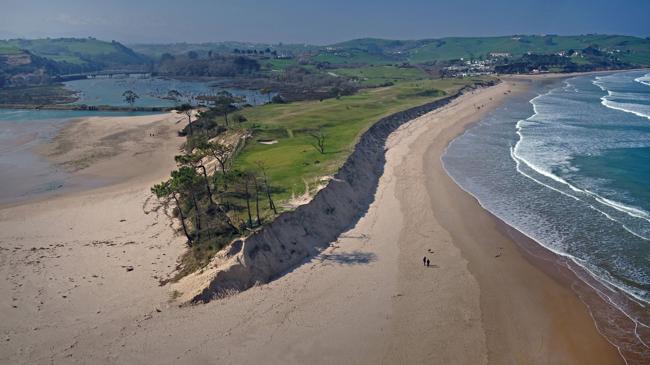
left=591, top=193, right=650, bottom=222
left=508, top=85, right=650, bottom=301
left=511, top=146, right=650, bottom=241
left=515, top=119, right=650, bottom=236
left=446, top=147, right=650, bottom=307
left=592, top=76, right=607, bottom=91
left=595, top=74, right=650, bottom=121
left=442, top=75, right=650, bottom=356
left=456, top=70, right=650, bottom=278
left=634, top=73, right=650, bottom=87
left=601, top=96, right=650, bottom=121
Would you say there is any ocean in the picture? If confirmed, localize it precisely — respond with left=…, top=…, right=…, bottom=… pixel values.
left=0, top=109, right=145, bottom=203
left=442, top=70, right=650, bottom=358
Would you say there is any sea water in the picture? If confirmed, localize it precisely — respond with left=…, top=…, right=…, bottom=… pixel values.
left=0, top=78, right=269, bottom=203
left=64, top=76, right=270, bottom=107
left=442, top=70, right=650, bottom=347
left=0, top=109, right=147, bottom=203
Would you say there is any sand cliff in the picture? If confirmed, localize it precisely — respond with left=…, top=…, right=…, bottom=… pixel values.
left=180, top=82, right=497, bottom=303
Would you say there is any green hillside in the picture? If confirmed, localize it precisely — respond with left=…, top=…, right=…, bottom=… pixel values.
left=232, top=77, right=478, bottom=201
left=0, top=44, right=21, bottom=55
left=129, top=34, right=650, bottom=71
left=0, top=37, right=149, bottom=68
left=130, top=41, right=318, bottom=58
left=0, top=37, right=151, bottom=89
left=327, top=35, right=650, bottom=65
left=333, top=65, right=429, bottom=86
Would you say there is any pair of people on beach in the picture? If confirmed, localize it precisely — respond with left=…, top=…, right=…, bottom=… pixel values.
left=422, top=256, right=430, bottom=267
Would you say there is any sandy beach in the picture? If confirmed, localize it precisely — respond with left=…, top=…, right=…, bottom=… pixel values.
left=0, top=112, right=188, bottom=363
left=0, top=83, right=625, bottom=364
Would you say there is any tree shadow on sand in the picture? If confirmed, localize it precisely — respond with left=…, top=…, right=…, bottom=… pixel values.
left=319, top=250, right=377, bottom=265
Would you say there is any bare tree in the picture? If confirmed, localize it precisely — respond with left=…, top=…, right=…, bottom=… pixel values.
left=176, top=104, right=194, bottom=136
left=242, top=172, right=253, bottom=228
left=309, top=127, right=326, bottom=154
left=256, top=160, right=277, bottom=214
left=252, top=172, right=261, bottom=226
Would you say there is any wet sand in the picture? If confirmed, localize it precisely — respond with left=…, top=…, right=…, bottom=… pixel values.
left=416, top=80, right=624, bottom=364
left=0, top=112, right=188, bottom=363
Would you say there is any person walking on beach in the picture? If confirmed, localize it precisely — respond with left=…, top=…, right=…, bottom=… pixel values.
left=426, top=258, right=430, bottom=267
left=423, top=256, right=427, bottom=266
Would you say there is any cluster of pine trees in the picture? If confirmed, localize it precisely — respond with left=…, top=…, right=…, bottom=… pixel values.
left=152, top=98, right=278, bottom=255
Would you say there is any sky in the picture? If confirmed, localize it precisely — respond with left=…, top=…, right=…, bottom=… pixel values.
left=1, top=0, right=649, bottom=45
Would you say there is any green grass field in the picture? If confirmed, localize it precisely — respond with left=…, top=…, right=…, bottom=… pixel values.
left=263, top=58, right=298, bottom=71
left=230, top=77, right=489, bottom=205
left=0, top=44, right=21, bottom=55
left=178, top=77, right=490, bottom=274
left=45, top=54, right=87, bottom=64
left=326, top=35, right=650, bottom=66
left=405, top=36, right=589, bottom=62
left=2, top=38, right=118, bottom=55
left=333, top=65, right=430, bottom=86
left=0, top=38, right=145, bottom=66
left=312, top=48, right=398, bottom=65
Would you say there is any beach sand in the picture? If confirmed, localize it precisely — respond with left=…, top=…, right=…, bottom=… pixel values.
left=0, top=112, right=188, bottom=363
left=0, top=84, right=624, bottom=364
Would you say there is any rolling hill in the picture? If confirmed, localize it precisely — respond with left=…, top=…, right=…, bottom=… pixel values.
left=0, top=37, right=150, bottom=87
left=0, top=37, right=149, bottom=68
left=130, top=34, right=650, bottom=69
left=326, top=35, right=650, bottom=65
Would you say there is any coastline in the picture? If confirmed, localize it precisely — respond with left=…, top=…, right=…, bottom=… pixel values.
left=389, top=79, right=624, bottom=364
left=443, top=74, right=650, bottom=363
left=491, top=215, right=650, bottom=364
left=177, top=82, right=490, bottom=303
left=0, top=112, right=188, bottom=363
left=0, top=110, right=179, bottom=208
left=0, top=80, right=630, bottom=364
left=0, top=104, right=170, bottom=112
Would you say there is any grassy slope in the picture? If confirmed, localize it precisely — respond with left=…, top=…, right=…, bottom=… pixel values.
left=263, top=58, right=298, bottom=71
left=5, top=34, right=648, bottom=67
left=180, top=77, right=487, bottom=274
left=406, top=36, right=579, bottom=62
left=130, top=42, right=319, bottom=58
left=333, top=65, right=430, bottom=86
left=0, top=38, right=143, bottom=65
left=312, top=49, right=397, bottom=65
left=327, top=35, right=650, bottom=66
left=0, top=44, right=22, bottom=55
left=232, top=78, right=487, bottom=204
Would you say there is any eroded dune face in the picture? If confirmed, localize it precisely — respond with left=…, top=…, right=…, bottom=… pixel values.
left=175, top=83, right=493, bottom=303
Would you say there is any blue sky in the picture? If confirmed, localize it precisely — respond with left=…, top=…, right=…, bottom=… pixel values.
left=1, top=0, right=649, bottom=44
